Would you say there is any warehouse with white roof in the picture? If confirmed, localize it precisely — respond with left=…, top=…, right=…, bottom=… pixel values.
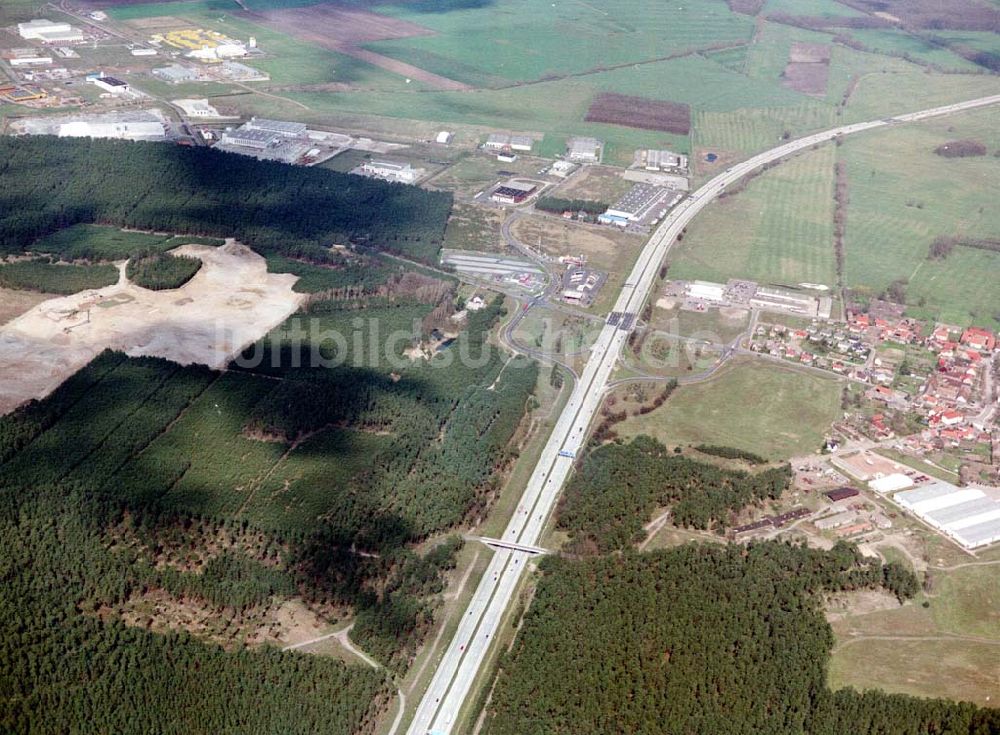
left=892, top=480, right=1000, bottom=549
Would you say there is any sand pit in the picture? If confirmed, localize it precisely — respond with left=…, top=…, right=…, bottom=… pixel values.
left=0, top=242, right=304, bottom=414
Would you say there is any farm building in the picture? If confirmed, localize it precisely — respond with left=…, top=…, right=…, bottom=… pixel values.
left=869, top=473, right=914, bottom=494
left=636, top=149, right=688, bottom=172
left=490, top=181, right=537, bottom=205
left=509, top=135, right=533, bottom=151
left=131, top=48, right=157, bottom=57
left=435, top=131, right=453, bottom=144
left=9, top=57, right=52, bottom=67
left=815, top=511, right=857, bottom=530
left=359, top=160, right=419, bottom=184
left=485, top=133, right=533, bottom=151
left=18, top=19, right=84, bottom=43
left=485, top=133, right=509, bottom=150
left=893, top=480, right=1000, bottom=549
left=566, top=137, right=602, bottom=162
left=824, top=487, right=860, bottom=503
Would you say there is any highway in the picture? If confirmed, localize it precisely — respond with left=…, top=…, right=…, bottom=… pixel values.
left=405, top=93, right=1000, bottom=735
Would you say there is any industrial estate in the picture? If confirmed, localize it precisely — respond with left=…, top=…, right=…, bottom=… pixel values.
left=0, top=0, right=998, bottom=734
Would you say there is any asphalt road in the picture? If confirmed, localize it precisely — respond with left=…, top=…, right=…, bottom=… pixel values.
left=405, top=93, right=1000, bottom=735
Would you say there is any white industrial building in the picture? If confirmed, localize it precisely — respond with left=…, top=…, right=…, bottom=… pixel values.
left=18, top=19, right=85, bottom=43
left=598, top=183, right=665, bottom=225
left=244, top=117, right=307, bottom=138
left=57, top=121, right=166, bottom=141
left=88, top=74, right=129, bottom=95
left=220, top=128, right=278, bottom=150
left=9, top=57, right=52, bottom=67
left=187, top=43, right=247, bottom=61
left=550, top=160, right=576, bottom=178
left=566, top=136, right=602, bottom=162
left=688, top=281, right=726, bottom=302
left=638, top=149, right=689, bottom=172
left=173, top=98, right=227, bottom=118
left=153, top=64, right=199, bottom=84
left=359, top=160, right=418, bottom=184
left=869, top=473, right=914, bottom=494
left=892, top=480, right=1000, bottom=549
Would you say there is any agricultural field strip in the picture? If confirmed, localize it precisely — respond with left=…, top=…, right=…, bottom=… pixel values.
left=406, top=93, right=1000, bottom=735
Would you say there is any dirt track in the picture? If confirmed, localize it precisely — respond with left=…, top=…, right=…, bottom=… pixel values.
left=0, top=242, right=302, bottom=414
left=245, top=4, right=472, bottom=91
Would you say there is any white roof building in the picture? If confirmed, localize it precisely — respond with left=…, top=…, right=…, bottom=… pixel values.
left=18, top=19, right=72, bottom=40
left=435, top=131, right=453, bottom=144
left=869, top=473, right=914, bottom=494
left=566, top=136, right=602, bottom=162
left=359, top=160, right=418, bottom=184
left=188, top=43, right=247, bottom=61
left=892, top=480, right=1000, bottom=549
left=243, top=117, right=306, bottom=137
left=57, top=121, right=165, bottom=141
left=688, top=281, right=725, bottom=302
left=952, top=518, right=1000, bottom=549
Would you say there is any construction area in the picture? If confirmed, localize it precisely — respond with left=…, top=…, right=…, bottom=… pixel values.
left=0, top=242, right=303, bottom=415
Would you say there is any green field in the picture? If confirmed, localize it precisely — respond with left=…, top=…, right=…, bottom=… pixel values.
left=105, top=1, right=427, bottom=93
left=840, top=106, right=1000, bottom=328
left=366, top=0, right=755, bottom=85
left=671, top=143, right=838, bottom=287
left=619, top=360, right=842, bottom=460
left=828, top=563, right=1000, bottom=705
left=31, top=225, right=175, bottom=260
left=0, top=259, right=118, bottom=294
left=104, top=0, right=1000, bottom=168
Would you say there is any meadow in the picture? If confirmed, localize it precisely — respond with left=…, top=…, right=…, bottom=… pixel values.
left=619, top=359, right=842, bottom=460
left=840, top=106, right=1000, bottom=327
left=365, top=0, right=755, bottom=85
left=828, top=563, right=1000, bottom=705
left=670, top=143, right=839, bottom=287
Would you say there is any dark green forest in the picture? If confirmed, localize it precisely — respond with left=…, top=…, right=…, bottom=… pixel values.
left=557, top=436, right=792, bottom=551
left=126, top=249, right=202, bottom=290
left=484, top=543, right=999, bottom=735
left=0, top=137, right=452, bottom=264
left=0, top=291, right=537, bottom=689
left=0, top=484, right=389, bottom=735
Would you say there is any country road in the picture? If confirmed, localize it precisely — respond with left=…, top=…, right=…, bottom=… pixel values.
left=405, top=93, right=1000, bottom=735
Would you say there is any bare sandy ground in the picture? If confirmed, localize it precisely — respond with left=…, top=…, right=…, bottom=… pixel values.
left=0, top=288, right=56, bottom=326
left=0, top=241, right=303, bottom=414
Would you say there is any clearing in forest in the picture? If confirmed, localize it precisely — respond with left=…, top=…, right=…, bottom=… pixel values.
left=0, top=242, right=302, bottom=414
